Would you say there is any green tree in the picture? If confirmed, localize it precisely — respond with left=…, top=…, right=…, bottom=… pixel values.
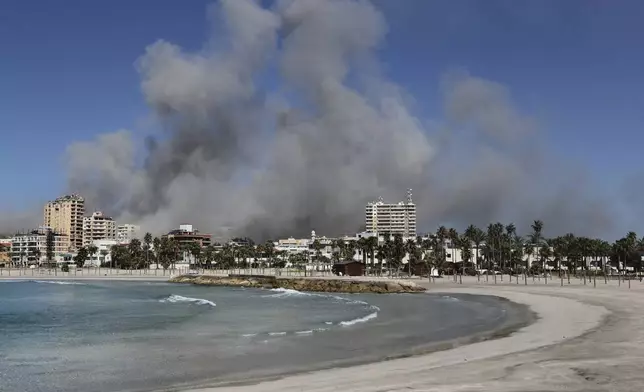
left=87, top=245, right=98, bottom=268
left=404, top=237, right=419, bottom=276
left=128, top=239, right=144, bottom=269
left=46, top=229, right=55, bottom=266
left=144, top=232, right=153, bottom=269
left=365, top=236, right=378, bottom=276
left=152, top=237, right=161, bottom=267
left=74, top=247, right=89, bottom=268
left=31, top=248, right=41, bottom=265
left=457, top=234, right=472, bottom=284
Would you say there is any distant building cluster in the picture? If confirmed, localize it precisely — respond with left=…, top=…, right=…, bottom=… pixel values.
left=2, top=194, right=143, bottom=266
left=1, top=189, right=429, bottom=269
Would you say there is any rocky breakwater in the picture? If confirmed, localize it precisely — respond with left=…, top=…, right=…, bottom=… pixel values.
left=169, top=275, right=426, bottom=294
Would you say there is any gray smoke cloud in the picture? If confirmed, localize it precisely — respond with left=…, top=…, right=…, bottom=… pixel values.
left=64, top=0, right=617, bottom=240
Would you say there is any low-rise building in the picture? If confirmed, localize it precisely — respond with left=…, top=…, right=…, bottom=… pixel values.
left=163, top=224, right=212, bottom=248
left=85, top=239, right=118, bottom=267
left=117, top=224, right=140, bottom=244
left=0, top=238, right=12, bottom=265
left=9, top=228, right=70, bottom=266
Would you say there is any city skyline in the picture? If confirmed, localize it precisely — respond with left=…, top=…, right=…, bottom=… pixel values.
left=2, top=1, right=644, bottom=241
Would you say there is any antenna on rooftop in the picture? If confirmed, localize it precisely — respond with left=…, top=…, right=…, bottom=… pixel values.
left=406, top=188, right=413, bottom=204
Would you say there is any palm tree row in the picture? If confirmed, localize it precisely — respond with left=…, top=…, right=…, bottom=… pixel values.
left=62, top=222, right=644, bottom=279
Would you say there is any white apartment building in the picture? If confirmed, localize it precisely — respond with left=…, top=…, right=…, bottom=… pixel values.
left=117, top=224, right=140, bottom=244
left=10, top=228, right=70, bottom=265
left=365, top=189, right=417, bottom=237
left=84, top=239, right=118, bottom=267
left=82, top=211, right=116, bottom=247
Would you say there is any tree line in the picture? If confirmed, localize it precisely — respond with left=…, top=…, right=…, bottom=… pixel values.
left=64, top=221, right=644, bottom=278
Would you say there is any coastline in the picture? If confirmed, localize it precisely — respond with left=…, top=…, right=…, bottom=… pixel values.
left=163, top=292, right=535, bottom=392
left=6, top=272, right=636, bottom=391
left=185, top=276, right=611, bottom=392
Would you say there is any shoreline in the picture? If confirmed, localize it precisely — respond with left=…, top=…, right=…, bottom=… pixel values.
left=168, top=292, right=536, bottom=391
left=185, top=277, right=610, bottom=392
left=4, top=272, right=630, bottom=391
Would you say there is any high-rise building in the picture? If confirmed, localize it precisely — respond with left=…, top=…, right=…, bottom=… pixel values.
left=43, top=194, right=85, bottom=250
left=365, top=189, right=416, bottom=237
left=117, top=224, right=140, bottom=244
left=82, top=211, right=116, bottom=247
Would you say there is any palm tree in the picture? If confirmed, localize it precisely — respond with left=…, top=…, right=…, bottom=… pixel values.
left=465, top=225, right=485, bottom=281
left=99, top=249, right=109, bottom=268
left=264, top=240, right=275, bottom=273
left=539, top=241, right=552, bottom=284
left=511, top=235, right=525, bottom=284
left=188, top=242, right=201, bottom=269
left=457, top=235, right=472, bottom=284
left=152, top=237, right=161, bottom=268
left=31, top=248, right=41, bottom=266
left=404, top=237, right=418, bottom=276
left=391, top=234, right=405, bottom=277
left=447, top=228, right=459, bottom=281
left=311, top=239, right=323, bottom=276
left=376, top=244, right=386, bottom=277
left=365, top=236, right=378, bottom=276
left=345, top=240, right=357, bottom=262
left=144, top=232, right=153, bottom=269
left=128, top=239, right=143, bottom=269
left=87, top=245, right=98, bottom=269
left=523, top=241, right=534, bottom=284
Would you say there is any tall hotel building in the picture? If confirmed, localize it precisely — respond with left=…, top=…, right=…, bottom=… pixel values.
left=365, top=189, right=416, bottom=237
left=43, top=194, right=85, bottom=250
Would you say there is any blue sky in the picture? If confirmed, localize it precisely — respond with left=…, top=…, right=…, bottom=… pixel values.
left=2, top=0, right=643, bottom=218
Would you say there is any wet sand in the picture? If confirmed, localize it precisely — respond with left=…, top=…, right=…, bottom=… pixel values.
left=188, top=275, right=644, bottom=392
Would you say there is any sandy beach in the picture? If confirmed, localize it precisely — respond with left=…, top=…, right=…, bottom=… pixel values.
left=5, top=271, right=643, bottom=391
left=186, top=275, right=644, bottom=392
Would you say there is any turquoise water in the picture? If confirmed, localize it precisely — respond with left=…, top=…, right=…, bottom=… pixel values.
left=0, top=280, right=528, bottom=392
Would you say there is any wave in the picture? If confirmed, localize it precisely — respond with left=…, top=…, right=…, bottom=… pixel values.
left=262, top=287, right=380, bottom=327
left=159, top=294, right=216, bottom=307
left=295, top=330, right=313, bottom=335
left=262, top=288, right=311, bottom=298
left=440, top=295, right=460, bottom=302
left=32, top=280, right=86, bottom=285
left=339, top=311, right=378, bottom=326
left=268, top=332, right=287, bottom=336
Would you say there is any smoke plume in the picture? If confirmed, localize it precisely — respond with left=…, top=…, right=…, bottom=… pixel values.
left=64, top=0, right=616, bottom=240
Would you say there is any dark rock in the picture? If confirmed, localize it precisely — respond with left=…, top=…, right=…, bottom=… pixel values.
left=168, top=275, right=426, bottom=294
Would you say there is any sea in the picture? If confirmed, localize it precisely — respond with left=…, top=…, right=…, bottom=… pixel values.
left=0, top=280, right=531, bottom=392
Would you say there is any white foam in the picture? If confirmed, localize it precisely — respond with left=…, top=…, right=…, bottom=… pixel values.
left=339, top=311, right=378, bottom=327
left=159, top=294, right=216, bottom=307
left=242, top=333, right=258, bottom=337
left=324, top=321, right=333, bottom=325
left=268, top=332, right=287, bottom=336
left=262, top=288, right=311, bottom=298
left=32, top=280, right=85, bottom=285
left=440, top=295, right=460, bottom=302
left=295, top=330, right=314, bottom=335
